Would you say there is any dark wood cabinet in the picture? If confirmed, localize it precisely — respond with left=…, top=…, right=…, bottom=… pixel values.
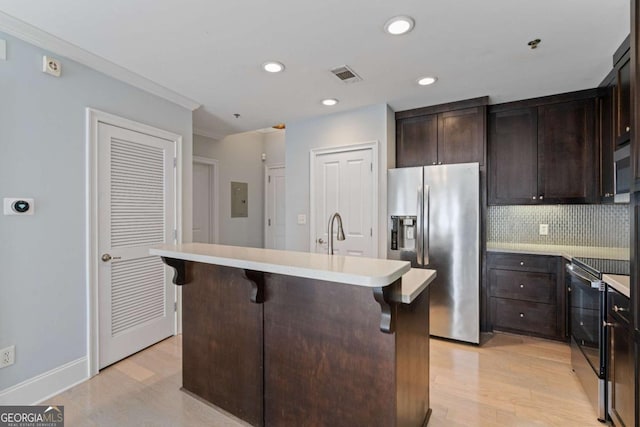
left=488, top=90, right=598, bottom=205
left=487, top=252, right=565, bottom=340
left=438, top=107, right=486, bottom=166
left=614, top=36, right=631, bottom=147
left=607, top=286, right=635, bottom=427
left=537, top=99, right=597, bottom=203
left=396, top=114, right=438, bottom=167
left=488, top=108, right=538, bottom=204
left=396, top=97, right=487, bottom=168
left=599, top=74, right=616, bottom=203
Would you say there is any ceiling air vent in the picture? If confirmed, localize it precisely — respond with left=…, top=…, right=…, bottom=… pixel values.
left=330, top=65, right=362, bottom=83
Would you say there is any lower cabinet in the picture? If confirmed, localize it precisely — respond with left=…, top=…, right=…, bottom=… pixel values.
left=488, top=252, right=565, bottom=340
left=607, top=286, right=635, bottom=427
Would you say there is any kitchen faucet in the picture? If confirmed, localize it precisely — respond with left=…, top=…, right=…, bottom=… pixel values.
left=327, top=212, right=346, bottom=255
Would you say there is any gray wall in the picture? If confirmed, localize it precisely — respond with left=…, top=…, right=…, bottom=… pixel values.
left=284, top=103, right=393, bottom=256
left=0, top=32, right=193, bottom=392
left=193, top=132, right=268, bottom=248
left=487, top=205, right=630, bottom=247
left=263, top=130, right=285, bottom=166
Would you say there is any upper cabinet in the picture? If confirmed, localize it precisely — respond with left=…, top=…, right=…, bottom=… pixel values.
left=599, top=74, right=616, bottom=203
left=488, top=90, right=598, bottom=205
left=396, top=97, right=487, bottom=168
left=614, top=36, right=631, bottom=147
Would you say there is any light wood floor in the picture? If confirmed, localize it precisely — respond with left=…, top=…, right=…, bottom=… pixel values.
left=46, top=333, right=602, bottom=426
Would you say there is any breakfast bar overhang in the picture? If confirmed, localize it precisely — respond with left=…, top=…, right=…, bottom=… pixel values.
left=151, top=243, right=436, bottom=427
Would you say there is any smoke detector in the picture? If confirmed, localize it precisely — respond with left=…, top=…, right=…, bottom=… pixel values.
left=330, top=65, right=362, bottom=84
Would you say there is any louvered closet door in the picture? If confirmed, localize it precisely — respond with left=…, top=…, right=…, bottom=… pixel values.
left=97, top=123, right=176, bottom=369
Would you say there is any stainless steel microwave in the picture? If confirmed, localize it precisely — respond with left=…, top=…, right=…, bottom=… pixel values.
left=614, top=144, right=630, bottom=203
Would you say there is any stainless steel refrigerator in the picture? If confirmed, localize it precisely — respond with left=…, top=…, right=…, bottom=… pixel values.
left=387, top=163, right=480, bottom=344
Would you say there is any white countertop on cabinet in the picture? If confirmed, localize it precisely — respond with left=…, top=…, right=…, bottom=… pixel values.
left=603, top=274, right=630, bottom=298
left=150, top=243, right=412, bottom=288
left=487, top=242, right=629, bottom=261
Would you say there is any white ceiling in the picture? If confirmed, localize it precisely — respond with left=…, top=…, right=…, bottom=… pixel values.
left=0, top=0, right=630, bottom=138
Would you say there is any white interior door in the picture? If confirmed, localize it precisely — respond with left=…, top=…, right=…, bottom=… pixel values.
left=265, top=165, right=286, bottom=249
left=97, top=122, right=176, bottom=369
left=312, top=147, right=374, bottom=256
left=193, top=159, right=217, bottom=243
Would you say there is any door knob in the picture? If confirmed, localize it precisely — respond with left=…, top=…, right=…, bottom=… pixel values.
left=101, top=253, right=121, bottom=262
left=317, top=238, right=325, bottom=244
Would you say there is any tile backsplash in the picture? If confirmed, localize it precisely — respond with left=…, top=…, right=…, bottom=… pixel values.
left=487, top=205, right=630, bottom=248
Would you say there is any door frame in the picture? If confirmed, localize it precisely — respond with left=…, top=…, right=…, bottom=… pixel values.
left=264, top=163, right=285, bottom=248
left=308, top=141, right=379, bottom=256
left=86, top=108, right=183, bottom=377
left=193, top=156, right=220, bottom=244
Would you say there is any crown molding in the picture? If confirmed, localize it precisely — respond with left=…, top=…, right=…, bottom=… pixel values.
left=193, top=127, right=225, bottom=141
left=0, top=11, right=201, bottom=111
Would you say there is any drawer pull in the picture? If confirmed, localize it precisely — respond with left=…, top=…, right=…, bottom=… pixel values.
left=519, top=284, right=524, bottom=288
left=626, top=126, right=630, bottom=132
left=519, top=313, right=525, bottom=318
left=603, top=321, right=614, bottom=327
left=613, top=305, right=626, bottom=313
left=519, top=261, right=524, bottom=266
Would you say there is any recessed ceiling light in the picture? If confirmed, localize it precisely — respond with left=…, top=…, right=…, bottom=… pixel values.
left=384, top=16, right=415, bottom=35
left=322, top=98, right=339, bottom=106
left=417, top=76, right=438, bottom=86
left=262, top=61, right=285, bottom=73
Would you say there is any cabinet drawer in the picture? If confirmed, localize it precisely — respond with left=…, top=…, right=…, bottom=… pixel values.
left=488, top=252, right=556, bottom=273
left=489, top=269, right=555, bottom=303
left=608, top=287, right=631, bottom=325
left=491, top=298, right=557, bottom=337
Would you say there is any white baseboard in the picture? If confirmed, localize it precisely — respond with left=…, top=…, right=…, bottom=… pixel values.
left=0, top=357, right=88, bottom=405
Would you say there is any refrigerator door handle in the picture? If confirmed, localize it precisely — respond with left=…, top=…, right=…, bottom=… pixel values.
left=424, top=185, right=430, bottom=265
left=416, top=184, right=423, bottom=266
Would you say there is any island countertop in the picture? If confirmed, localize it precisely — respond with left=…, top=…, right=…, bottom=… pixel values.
left=150, top=243, right=412, bottom=288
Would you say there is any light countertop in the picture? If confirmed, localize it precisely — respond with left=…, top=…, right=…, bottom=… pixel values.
left=487, top=242, right=629, bottom=261
left=603, top=274, right=630, bottom=298
left=150, top=243, right=411, bottom=288
left=394, top=268, right=437, bottom=304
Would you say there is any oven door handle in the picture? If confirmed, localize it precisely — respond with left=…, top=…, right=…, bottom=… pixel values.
left=566, top=264, right=603, bottom=290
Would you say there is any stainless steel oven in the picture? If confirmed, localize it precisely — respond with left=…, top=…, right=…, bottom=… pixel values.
left=567, top=257, right=630, bottom=423
left=567, top=260, right=607, bottom=422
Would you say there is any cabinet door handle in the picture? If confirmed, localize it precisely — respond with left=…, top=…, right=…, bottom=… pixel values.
left=532, top=196, right=537, bottom=200
left=613, top=305, right=626, bottom=312
left=432, top=162, right=437, bottom=165
left=520, top=261, right=524, bottom=266
left=539, top=195, right=544, bottom=200
left=604, top=193, right=612, bottom=197
left=519, top=313, right=525, bottom=318
left=519, top=284, right=524, bottom=288
left=603, top=320, right=614, bottom=327
left=438, top=162, right=442, bottom=165
left=626, top=126, right=630, bottom=132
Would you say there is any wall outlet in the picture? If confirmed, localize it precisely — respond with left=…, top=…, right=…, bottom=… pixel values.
left=539, top=224, right=549, bottom=236
left=0, top=345, right=15, bottom=368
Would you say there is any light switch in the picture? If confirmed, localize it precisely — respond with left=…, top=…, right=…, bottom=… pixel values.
left=0, top=40, right=6, bottom=61
left=297, top=214, right=306, bottom=225
left=539, top=224, right=549, bottom=236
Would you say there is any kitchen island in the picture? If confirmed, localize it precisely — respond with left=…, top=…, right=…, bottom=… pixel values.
left=150, top=243, right=436, bottom=427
